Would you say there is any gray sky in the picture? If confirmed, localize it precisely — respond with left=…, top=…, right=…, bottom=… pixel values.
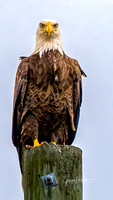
left=0, top=0, right=113, bottom=199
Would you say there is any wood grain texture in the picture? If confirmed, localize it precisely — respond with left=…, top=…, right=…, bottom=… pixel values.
left=22, top=144, right=82, bottom=200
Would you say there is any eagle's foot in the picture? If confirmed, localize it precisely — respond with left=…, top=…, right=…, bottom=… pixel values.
left=25, top=139, right=48, bottom=149
left=33, top=138, right=40, bottom=147
left=25, top=139, right=40, bottom=149
left=50, top=141, right=56, bottom=145
left=49, top=141, right=57, bottom=146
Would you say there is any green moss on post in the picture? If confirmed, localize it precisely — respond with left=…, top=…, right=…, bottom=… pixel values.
left=22, top=144, right=82, bottom=200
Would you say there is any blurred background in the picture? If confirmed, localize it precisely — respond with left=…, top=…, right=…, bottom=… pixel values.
left=0, top=0, right=113, bottom=199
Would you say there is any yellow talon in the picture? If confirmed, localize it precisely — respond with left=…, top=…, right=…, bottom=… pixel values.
left=32, top=140, right=56, bottom=148
left=51, top=141, right=56, bottom=145
left=33, top=139, right=40, bottom=147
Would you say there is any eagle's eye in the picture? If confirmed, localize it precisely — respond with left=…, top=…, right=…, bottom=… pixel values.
left=40, top=23, right=45, bottom=28
left=53, top=23, right=58, bottom=28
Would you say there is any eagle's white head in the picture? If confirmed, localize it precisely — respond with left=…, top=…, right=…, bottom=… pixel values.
left=32, top=19, right=64, bottom=58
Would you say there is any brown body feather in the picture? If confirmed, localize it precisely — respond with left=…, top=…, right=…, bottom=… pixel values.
left=12, top=50, right=86, bottom=169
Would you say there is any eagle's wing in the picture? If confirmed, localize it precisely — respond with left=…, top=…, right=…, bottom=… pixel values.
left=12, top=58, right=29, bottom=148
left=67, top=61, right=86, bottom=144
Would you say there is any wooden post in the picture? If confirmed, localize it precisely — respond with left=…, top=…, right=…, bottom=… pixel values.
left=22, top=144, right=82, bottom=200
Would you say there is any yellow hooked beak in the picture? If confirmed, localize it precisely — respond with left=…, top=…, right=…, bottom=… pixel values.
left=45, top=22, right=54, bottom=36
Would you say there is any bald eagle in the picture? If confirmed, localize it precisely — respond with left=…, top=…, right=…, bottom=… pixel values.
left=12, top=19, right=86, bottom=171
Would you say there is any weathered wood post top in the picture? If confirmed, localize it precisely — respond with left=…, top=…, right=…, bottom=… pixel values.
left=22, top=144, right=82, bottom=200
